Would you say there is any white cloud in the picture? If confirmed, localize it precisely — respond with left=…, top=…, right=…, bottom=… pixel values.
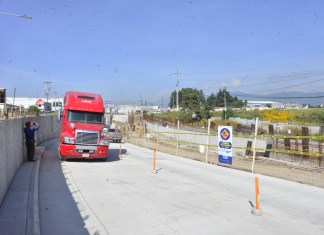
left=231, top=78, right=241, bottom=87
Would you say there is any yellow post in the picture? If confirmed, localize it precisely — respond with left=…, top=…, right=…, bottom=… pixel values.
left=251, top=176, right=263, bottom=215
left=153, top=146, right=157, bottom=173
left=176, top=120, right=180, bottom=156
left=205, top=118, right=211, bottom=163
left=255, top=176, right=260, bottom=209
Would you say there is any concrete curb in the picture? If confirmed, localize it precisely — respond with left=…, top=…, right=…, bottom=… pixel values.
left=26, top=147, right=45, bottom=235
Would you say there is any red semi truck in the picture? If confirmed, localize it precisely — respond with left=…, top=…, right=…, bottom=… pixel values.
left=57, top=91, right=109, bottom=161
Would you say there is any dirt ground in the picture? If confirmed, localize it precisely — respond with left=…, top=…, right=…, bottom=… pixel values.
left=125, top=134, right=324, bottom=188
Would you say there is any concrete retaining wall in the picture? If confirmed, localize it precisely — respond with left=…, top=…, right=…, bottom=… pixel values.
left=0, top=116, right=61, bottom=205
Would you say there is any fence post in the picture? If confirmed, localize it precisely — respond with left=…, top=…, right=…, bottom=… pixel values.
left=156, top=122, right=159, bottom=150
left=246, top=141, right=252, bottom=157
left=251, top=118, right=259, bottom=173
left=268, top=124, right=274, bottom=136
left=318, top=142, right=323, bottom=167
left=205, top=119, right=211, bottom=163
left=284, top=138, right=291, bottom=150
left=176, top=120, right=180, bottom=156
left=318, top=126, right=324, bottom=167
left=144, top=121, right=146, bottom=147
left=251, top=124, right=255, bottom=135
left=264, top=144, right=272, bottom=158
left=302, top=127, right=309, bottom=157
left=152, top=146, right=157, bottom=174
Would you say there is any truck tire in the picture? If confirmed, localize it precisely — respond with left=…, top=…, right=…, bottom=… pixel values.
left=59, top=152, right=65, bottom=161
left=100, top=156, right=107, bottom=161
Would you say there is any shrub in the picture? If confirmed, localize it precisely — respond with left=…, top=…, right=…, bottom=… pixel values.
left=28, top=105, right=40, bottom=116
left=261, top=109, right=297, bottom=122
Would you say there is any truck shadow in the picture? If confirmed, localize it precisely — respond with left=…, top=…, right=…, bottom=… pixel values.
left=106, top=148, right=128, bottom=162
left=39, top=139, right=92, bottom=235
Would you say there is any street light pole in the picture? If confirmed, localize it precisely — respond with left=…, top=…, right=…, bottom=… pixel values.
left=0, top=11, right=32, bottom=19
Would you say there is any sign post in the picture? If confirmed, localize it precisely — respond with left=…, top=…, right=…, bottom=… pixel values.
left=218, top=126, right=233, bottom=165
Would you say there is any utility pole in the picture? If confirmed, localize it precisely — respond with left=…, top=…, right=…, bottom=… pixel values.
left=224, top=87, right=227, bottom=120
left=140, top=94, right=143, bottom=106
left=174, top=68, right=181, bottom=111
left=53, top=91, right=58, bottom=111
left=44, top=81, right=51, bottom=114
left=13, top=88, right=16, bottom=106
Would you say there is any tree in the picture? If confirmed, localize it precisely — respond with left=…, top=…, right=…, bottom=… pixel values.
left=169, top=90, right=177, bottom=108
left=206, top=92, right=216, bottom=108
left=179, top=88, right=205, bottom=111
left=169, top=87, right=246, bottom=122
left=222, top=107, right=234, bottom=120
left=28, top=105, right=40, bottom=116
left=206, top=88, right=244, bottom=108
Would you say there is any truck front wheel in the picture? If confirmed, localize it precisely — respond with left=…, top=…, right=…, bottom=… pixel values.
left=59, top=152, right=65, bottom=161
left=99, top=156, right=107, bottom=161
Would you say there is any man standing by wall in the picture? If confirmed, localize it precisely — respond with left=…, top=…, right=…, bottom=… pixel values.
left=24, top=121, right=40, bottom=162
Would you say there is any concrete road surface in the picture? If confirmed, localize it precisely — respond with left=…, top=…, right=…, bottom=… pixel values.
left=39, top=139, right=324, bottom=235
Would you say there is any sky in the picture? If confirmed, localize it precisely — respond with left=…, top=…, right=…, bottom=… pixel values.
left=1, top=0, right=324, bottom=106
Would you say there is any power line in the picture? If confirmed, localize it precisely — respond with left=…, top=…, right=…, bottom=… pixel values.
left=263, top=77, right=324, bottom=93
left=180, top=57, right=324, bottom=77
left=232, top=93, right=324, bottom=99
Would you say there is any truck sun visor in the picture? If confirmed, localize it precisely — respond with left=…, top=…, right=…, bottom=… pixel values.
left=77, top=95, right=95, bottom=100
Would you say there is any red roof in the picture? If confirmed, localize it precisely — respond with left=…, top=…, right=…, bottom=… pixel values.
left=36, top=98, right=44, bottom=105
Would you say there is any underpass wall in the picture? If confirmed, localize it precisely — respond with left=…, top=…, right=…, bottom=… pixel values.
left=0, top=116, right=61, bottom=205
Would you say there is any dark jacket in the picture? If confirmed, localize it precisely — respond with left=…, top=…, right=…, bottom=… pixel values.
left=24, top=124, right=40, bottom=141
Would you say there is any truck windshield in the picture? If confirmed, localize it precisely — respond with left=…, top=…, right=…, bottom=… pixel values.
left=68, top=111, right=103, bottom=124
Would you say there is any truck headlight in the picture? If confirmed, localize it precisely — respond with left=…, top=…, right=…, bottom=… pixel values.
left=63, top=137, right=75, bottom=144
left=99, top=139, right=109, bottom=146
left=101, top=127, right=109, bottom=137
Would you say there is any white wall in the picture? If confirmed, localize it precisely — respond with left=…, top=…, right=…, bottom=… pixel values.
left=113, top=114, right=128, bottom=123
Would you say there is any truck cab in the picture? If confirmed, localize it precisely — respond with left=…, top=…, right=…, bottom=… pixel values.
left=57, top=91, right=109, bottom=161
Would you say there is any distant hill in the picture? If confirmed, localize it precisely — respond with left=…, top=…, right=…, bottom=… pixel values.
left=230, top=91, right=324, bottom=106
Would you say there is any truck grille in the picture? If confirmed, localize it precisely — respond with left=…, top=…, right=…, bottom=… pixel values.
left=76, top=131, right=99, bottom=145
